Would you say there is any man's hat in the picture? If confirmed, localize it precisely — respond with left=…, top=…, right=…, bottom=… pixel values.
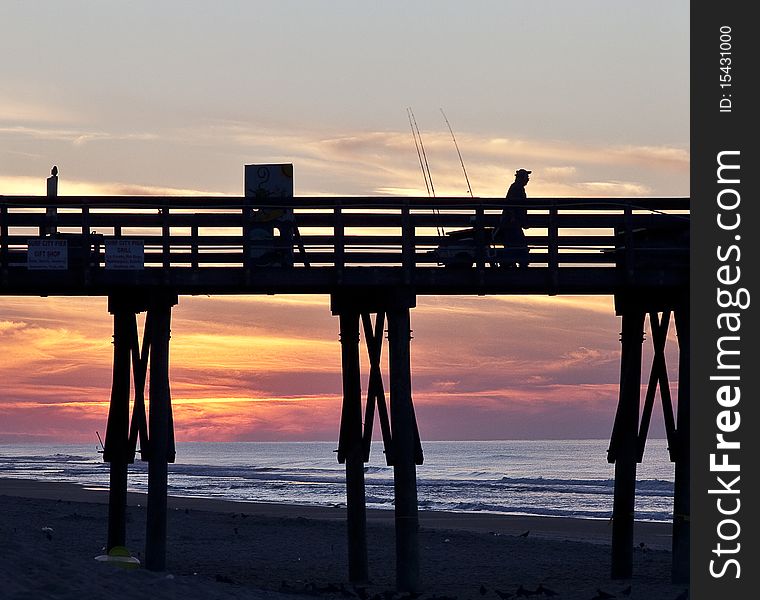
left=515, top=168, right=532, bottom=176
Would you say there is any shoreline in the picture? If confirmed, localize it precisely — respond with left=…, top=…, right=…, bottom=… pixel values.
left=1, top=477, right=686, bottom=600
left=0, top=477, right=672, bottom=550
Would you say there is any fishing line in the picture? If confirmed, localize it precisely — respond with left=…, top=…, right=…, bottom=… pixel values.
left=440, top=107, right=474, bottom=198
left=406, top=107, right=431, bottom=198
left=408, top=107, right=443, bottom=237
left=409, top=108, right=436, bottom=198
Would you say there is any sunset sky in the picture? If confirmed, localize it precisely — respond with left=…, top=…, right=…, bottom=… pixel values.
left=0, top=1, right=689, bottom=443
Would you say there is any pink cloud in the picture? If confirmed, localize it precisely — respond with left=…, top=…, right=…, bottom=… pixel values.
left=0, top=293, right=680, bottom=443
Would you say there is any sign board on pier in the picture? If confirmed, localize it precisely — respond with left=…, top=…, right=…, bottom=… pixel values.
left=27, top=239, right=67, bottom=270
left=244, top=164, right=293, bottom=203
left=105, top=239, right=145, bottom=270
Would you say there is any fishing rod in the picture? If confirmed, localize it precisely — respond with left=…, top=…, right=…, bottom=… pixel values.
left=406, top=107, right=431, bottom=198
left=440, top=107, right=474, bottom=198
left=408, top=107, right=436, bottom=199
left=407, top=107, right=444, bottom=237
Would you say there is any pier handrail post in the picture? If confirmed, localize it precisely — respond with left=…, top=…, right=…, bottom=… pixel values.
left=44, top=168, right=58, bottom=236
left=243, top=195, right=252, bottom=284
left=1, top=203, right=8, bottom=282
left=82, top=200, right=93, bottom=285
left=401, top=201, right=413, bottom=285
left=191, top=224, right=199, bottom=270
left=334, top=201, right=345, bottom=283
left=161, top=200, right=171, bottom=276
left=623, top=203, right=634, bottom=283
left=548, top=202, right=559, bottom=294
left=474, top=205, right=485, bottom=284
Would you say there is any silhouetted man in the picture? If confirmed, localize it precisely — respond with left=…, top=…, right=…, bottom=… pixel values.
left=495, top=168, right=530, bottom=268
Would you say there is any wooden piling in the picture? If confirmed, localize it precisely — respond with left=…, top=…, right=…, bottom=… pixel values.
left=339, top=311, right=369, bottom=583
left=145, top=297, right=174, bottom=572
left=103, top=303, right=134, bottom=551
left=671, top=304, right=690, bottom=584
left=387, top=305, right=420, bottom=593
left=610, top=310, right=644, bottom=580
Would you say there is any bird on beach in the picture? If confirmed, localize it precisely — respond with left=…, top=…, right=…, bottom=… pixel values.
left=536, top=584, right=558, bottom=597
left=354, top=586, right=369, bottom=600
left=516, top=585, right=538, bottom=597
left=518, top=530, right=530, bottom=538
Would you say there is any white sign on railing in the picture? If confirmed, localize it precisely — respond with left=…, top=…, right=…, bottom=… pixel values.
left=105, top=239, right=145, bottom=270
left=27, top=239, right=68, bottom=270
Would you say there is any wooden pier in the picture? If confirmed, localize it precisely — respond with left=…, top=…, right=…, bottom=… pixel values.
left=0, top=193, right=689, bottom=588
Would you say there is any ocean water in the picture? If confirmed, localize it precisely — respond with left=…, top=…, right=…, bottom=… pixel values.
left=0, top=440, right=674, bottom=522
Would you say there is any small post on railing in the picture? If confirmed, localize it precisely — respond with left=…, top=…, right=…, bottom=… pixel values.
left=161, top=201, right=171, bottom=275
left=624, top=203, right=634, bottom=283
left=334, top=202, right=345, bottom=283
left=243, top=195, right=252, bottom=283
left=474, top=205, right=486, bottom=287
left=82, top=201, right=92, bottom=284
left=44, top=165, right=58, bottom=236
left=548, top=202, right=559, bottom=294
left=401, top=201, right=413, bottom=285
left=1, top=204, right=9, bottom=281
left=191, top=225, right=199, bottom=270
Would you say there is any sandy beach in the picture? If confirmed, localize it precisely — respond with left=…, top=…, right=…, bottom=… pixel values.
left=0, top=478, right=687, bottom=600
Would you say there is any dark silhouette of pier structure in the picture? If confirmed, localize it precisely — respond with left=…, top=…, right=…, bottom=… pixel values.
left=0, top=189, right=689, bottom=589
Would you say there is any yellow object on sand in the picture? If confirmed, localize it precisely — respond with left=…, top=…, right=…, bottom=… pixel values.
left=94, top=546, right=140, bottom=569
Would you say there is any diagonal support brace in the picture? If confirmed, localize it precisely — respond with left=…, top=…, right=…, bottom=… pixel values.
left=361, top=311, right=394, bottom=464
left=636, top=311, right=678, bottom=462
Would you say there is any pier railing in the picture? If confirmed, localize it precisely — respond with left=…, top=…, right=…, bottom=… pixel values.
left=0, top=196, right=689, bottom=295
